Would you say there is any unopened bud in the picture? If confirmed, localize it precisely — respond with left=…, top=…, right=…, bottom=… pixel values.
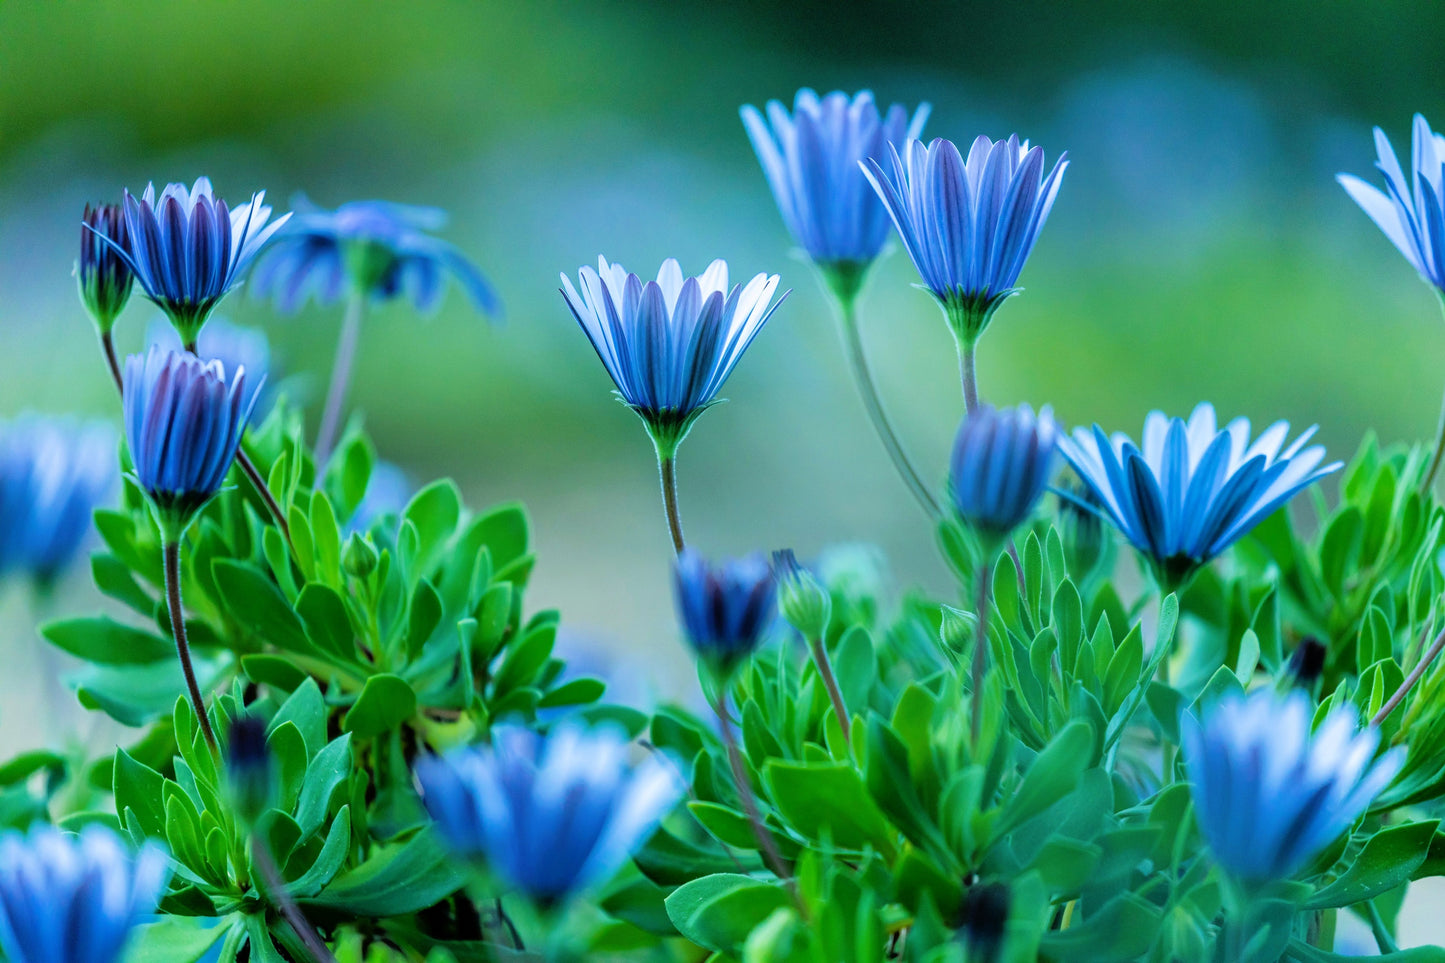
left=1286, top=637, right=1327, bottom=689
left=771, top=550, right=831, bottom=640
left=957, top=881, right=1009, bottom=963
left=226, top=714, right=273, bottom=825
left=343, top=531, right=379, bottom=578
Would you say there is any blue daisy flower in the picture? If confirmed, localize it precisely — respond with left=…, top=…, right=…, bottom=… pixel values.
left=741, top=88, right=929, bottom=293
left=252, top=197, right=500, bottom=317
left=0, top=824, right=170, bottom=963
left=415, top=723, right=682, bottom=904
left=674, top=549, right=776, bottom=678
left=1183, top=690, right=1404, bottom=882
left=948, top=404, right=1058, bottom=540
left=1338, top=114, right=1445, bottom=292
left=1058, top=402, right=1341, bottom=590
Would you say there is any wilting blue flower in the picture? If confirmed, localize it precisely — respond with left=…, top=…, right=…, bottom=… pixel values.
left=862, top=136, right=1068, bottom=342
left=148, top=317, right=271, bottom=393
left=252, top=197, right=501, bottom=317
left=1058, top=402, right=1340, bottom=589
left=0, top=824, right=170, bottom=963
left=415, top=723, right=682, bottom=903
left=1183, top=691, right=1404, bottom=882
left=76, top=204, right=134, bottom=333
left=948, top=404, right=1057, bottom=539
left=1338, top=114, right=1445, bottom=292
left=560, top=257, right=786, bottom=452
left=123, top=346, right=264, bottom=537
left=96, top=178, right=289, bottom=346
left=741, top=89, right=929, bottom=283
left=674, top=549, right=776, bottom=676
left=0, top=416, right=116, bottom=582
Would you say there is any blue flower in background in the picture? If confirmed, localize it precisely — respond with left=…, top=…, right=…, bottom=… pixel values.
left=76, top=203, right=134, bottom=333
left=123, top=346, right=264, bottom=536
left=674, top=548, right=777, bottom=677
left=0, top=824, right=170, bottom=963
left=346, top=460, right=411, bottom=534
left=0, top=416, right=116, bottom=582
left=560, top=257, right=786, bottom=453
left=741, top=89, right=929, bottom=286
left=948, top=404, right=1057, bottom=540
left=1058, top=402, right=1340, bottom=589
left=99, top=178, right=289, bottom=346
left=252, top=197, right=501, bottom=317
left=1183, top=690, right=1404, bottom=882
left=415, top=723, right=682, bottom=903
left=862, top=135, right=1068, bottom=342
left=1338, top=114, right=1445, bottom=292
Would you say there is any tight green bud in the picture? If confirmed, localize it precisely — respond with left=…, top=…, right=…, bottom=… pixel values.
left=343, top=531, right=379, bottom=578
left=771, top=550, right=831, bottom=640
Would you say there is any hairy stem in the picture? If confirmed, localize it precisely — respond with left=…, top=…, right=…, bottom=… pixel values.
left=100, top=330, right=124, bottom=396
left=1424, top=379, right=1445, bottom=495
left=164, top=540, right=216, bottom=752
left=836, top=299, right=940, bottom=519
left=316, top=291, right=365, bottom=466
left=253, top=836, right=337, bottom=963
left=959, top=339, right=979, bottom=414
left=710, top=695, right=797, bottom=900
left=1371, top=622, right=1445, bottom=727
left=971, top=564, right=992, bottom=742
left=657, top=453, right=686, bottom=555
left=808, top=637, right=851, bottom=748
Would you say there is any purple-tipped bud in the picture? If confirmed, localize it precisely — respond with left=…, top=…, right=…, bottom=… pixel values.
left=77, top=204, right=134, bottom=333
left=771, top=549, right=831, bottom=640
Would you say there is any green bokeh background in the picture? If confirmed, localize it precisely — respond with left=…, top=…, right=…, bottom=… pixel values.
left=3, top=0, right=1445, bottom=942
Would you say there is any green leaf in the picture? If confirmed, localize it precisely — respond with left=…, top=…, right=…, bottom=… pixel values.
left=1303, top=820, right=1440, bottom=909
left=300, top=831, right=467, bottom=916
left=73, top=657, right=225, bottom=727
left=491, top=622, right=555, bottom=695
left=1038, top=891, right=1162, bottom=960
left=295, top=584, right=357, bottom=664
left=402, top=480, right=462, bottom=576
left=1285, top=940, right=1445, bottom=962
left=537, top=677, right=606, bottom=708
left=240, top=654, right=309, bottom=693
left=212, top=559, right=311, bottom=654
left=295, top=735, right=353, bottom=837
left=762, top=760, right=896, bottom=856
left=288, top=806, right=352, bottom=898
left=343, top=674, right=417, bottom=739
left=42, top=616, right=173, bottom=665
left=664, top=873, right=793, bottom=956
left=473, top=502, right=529, bottom=573
left=91, top=553, right=157, bottom=617
left=994, top=720, right=1094, bottom=839
left=267, top=721, right=309, bottom=812
left=123, top=915, right=231, bottom=963
left=272, top=679, right=328, bottom=757
left=114, top=749, right=168, bottom=840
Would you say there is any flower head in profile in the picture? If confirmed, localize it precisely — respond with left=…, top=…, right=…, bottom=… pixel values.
left=95, top=178, right=289, bottom=346
left=415, top=723, right=682, bottom=904
left=123, top=346, right=264, bottom=538
left=252, top=197, right=501, bottom=317
left=674, top=549, right=777, bottom=678
left=1338, top=114, right=1445, bottom=293
left=148, top=317, right=272, bottom=400
left=1183, top=690, right=1404, bottom=882
left=1058, top=402, right=1340, bottom=591
left=76, top=203, right=134, bottom=333
left=948, top=404, right=1057, bottom=542
left=0, top=824, right=170, bottom=963
left=560, top=257, right=786, bottom=454
left=0, top=416, right=116, bottom=583
left=741, top=89, right=929, bottom=298
left=862, top=136, right=1067, bottom=343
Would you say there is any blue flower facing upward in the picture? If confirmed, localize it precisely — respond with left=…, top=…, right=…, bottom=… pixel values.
left=741, top=89, right=929, bottom=300
left=0, top=824, right=171, bottom=963
left=1183, top=690, right=1404, bottom=883
left=252, top=197, right=501, bottom=317
left=76, top=203, right=134, bottom=334
left=862, top=135, right=1068, bottom=345
left=98, top=178, right=289, bottom=347
left=415, top=723, right=683, bottom=905
left=123, top=345, right=265, bottom=539
left=1058, top=402, right=1341, bottom=591
left=674, top=549, right=777, bottom=679
left=948, top=404, right=1058, bottom=543
left=0, top=416, right=116, bottom=583
left=1338, top=114, right=1445, bottom=294
left=560, top=257, right=786, bottom=455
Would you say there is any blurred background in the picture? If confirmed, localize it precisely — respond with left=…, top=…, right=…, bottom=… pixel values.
left=2, top=0, right=1444, bottom=940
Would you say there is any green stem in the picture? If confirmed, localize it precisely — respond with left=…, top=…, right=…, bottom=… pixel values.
left=960, top=338, right=979, bottom=414
left=710, top=694, right=798, bottom=902
left=164, top=540, right=217, bottom=752
left=253, top=836, right=338, bottom=963
left=657, top=452, right=686, bottom=555
left=808, top=637, right=850, bottom=748
left=1424, top=378, right=1445, bottom=495
left=316, top=290, right=365, bottom=466
left=1371, top=621, right=1445, bottom=726
left=1366, top=899, right=1399, bottom=954
left=836, top=298, right=941, bottom=519
left=99, top=330, right=124, bottom=396
left=972, top=564, right=992, bottom=742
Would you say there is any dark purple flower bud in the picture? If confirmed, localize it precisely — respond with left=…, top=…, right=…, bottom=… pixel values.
left=948, top=404, right=1057, bottom=541
left=225, top=714, right=273, bottom=824
left=673, top=549, right=776, bottom=678
left=77, top=203, right=134, bottom=333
